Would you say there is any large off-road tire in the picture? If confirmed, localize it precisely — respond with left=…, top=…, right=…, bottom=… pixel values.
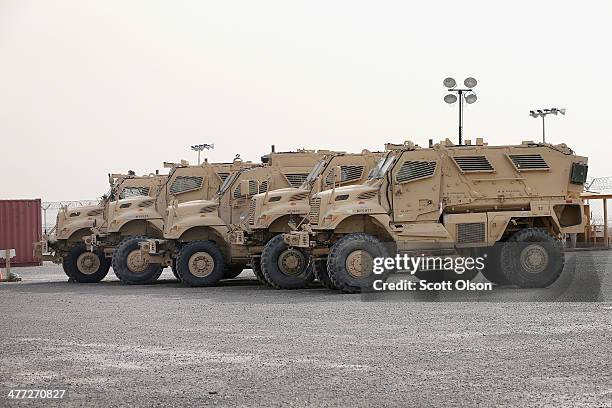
left=500, top=228, right=564, bottom=288
left=261, top=234, right=314, bottom=289
left=62, top=243, right=110, bottom=283
left=477, top=245, right=510, bottom=285
left=313, top=258, right=336, bottom=290
left=223, top=265, right=244, bottom=279
left=251, top=257, right=270, bottom=286
left=112, top=236, right=163, bottom=284
left=176, top=241, right=226, bottom=287
left=327, top=233, right=390, bottom=294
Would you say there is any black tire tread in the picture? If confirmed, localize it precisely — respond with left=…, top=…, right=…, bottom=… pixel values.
left=500, top=228, right=564, bottom=288
left=261, top=234, right=314, bottom=290
left=62, top=243, right=111, bottom=283
left=327, top=233, right=389, bottom=294
left=111, top=236, right=163, bottom=284
left=175, top=240, right=226, bottom=287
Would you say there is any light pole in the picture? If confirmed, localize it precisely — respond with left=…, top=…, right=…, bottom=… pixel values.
left=190, top=144, right=214, bottom=165
left=529, top=108, right=565, bottom=143
left=443, top=77, right=478, bottom=145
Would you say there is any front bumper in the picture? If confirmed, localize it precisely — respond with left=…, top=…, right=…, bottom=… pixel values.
left=32, top=239, right=62, bottom=263
left=283, top=231, right=311, bottom=248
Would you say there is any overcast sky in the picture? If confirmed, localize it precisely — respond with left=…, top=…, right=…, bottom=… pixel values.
left=1, top=0, right=610, bottom=201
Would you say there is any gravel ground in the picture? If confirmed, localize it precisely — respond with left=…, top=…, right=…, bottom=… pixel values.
left=1, top=251, right=611, bottom=407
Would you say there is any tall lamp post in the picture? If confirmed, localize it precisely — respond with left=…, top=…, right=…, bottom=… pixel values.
left=443, top=77, right=478, bottom=145
left=529, top=108, right=565, bottom=143
left=190, top=144, right=214, bottom=165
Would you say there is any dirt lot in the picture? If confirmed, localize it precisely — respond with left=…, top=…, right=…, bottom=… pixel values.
left=1, top=251, right=611, bottom=407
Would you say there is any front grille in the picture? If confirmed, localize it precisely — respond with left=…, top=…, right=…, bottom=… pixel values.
left=457, top=223, right=485, bottom=244
left=357, top=191, right=377, bottom=200
left=309, top=197, right=321, bottom=224
left=248, top=199, right=256, bottom=225
left=290, top=192, right=309, bottom=201
left=138, top=200, right=155, bottom=208
left=200, top=205, right=217, bottom=213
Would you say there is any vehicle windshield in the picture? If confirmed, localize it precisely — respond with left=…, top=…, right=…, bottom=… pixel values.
left=304, top=159, right=327, bottom=184
left=218, top=170, right=240, bottom=195
left=368, top=154, right=396, bottom=179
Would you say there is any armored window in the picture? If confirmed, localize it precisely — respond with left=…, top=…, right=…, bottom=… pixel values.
left=284, top=173, right=309, bottom=188
left=324, top=165, right=365, bottom=185
left=508, top=154, right=550, bottom=171
left=570, top=163, right=588, bottom=185
left=217, top=172, right=230, bottom=182
left=452, top=156, right=494, bottom=173
left=120, top=187, right=150, bottom=199
left=395, top=161, right=437, bottom=183
left=259, top=180, right=268, bottom=193
left=169, top=176, right=203, bottom=195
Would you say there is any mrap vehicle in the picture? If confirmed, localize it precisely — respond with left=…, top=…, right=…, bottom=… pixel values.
left=104, top=158, right=254, bottom=284
left=283, top=139, right=588, bottom=293
left=34, top=172, right=167, bottom=282
left=230, top=150, right=384, bottom=289
left=140, top=150, right=328, bottom=287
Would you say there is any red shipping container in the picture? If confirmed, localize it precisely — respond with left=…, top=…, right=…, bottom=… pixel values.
left=0, top=199, right=42, bottom=267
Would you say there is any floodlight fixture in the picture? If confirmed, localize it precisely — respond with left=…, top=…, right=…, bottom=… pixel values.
left=464, top=77, right=477, bottom=88
left=528, top=108, right=566, bottom=143
left=442, top=76, right=478, bottom=144
left=465, top=93, right=477, bottom=104
left=443, top=77, right=457, bottom=88
left=190, top=143, right=214, bottom=165
left=444, top=94, right=458, bottom=104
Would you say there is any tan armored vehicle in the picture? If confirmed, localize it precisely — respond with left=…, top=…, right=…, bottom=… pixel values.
left=231, top=150, right=383, bottom=289
left=100, top=158, right=253, bottom=285
left=35, top=172, right=167, bottom=283
left=141, top=150, right=327, bottom=286
left=284, top=139, right=588, bottom=293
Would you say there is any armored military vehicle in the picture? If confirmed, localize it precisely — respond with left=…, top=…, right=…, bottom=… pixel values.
left=140, top=150, right=327, bottom=287
left=101, top=158, right=253, bottom=285
left=283, top=139, right=588, bottom=293
left=35, top=172, right=167, bottom=283
left=230, top=150, right=383, bottom=289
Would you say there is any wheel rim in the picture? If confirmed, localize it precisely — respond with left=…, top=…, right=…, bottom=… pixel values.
left=519, top=244, right=549, bottom=274
left=126, top=250, right=149, bottom=273
left=188, top=252, right=215, bottom=277
left=345, top=250, right=374, bottom=278
left=76, top=252, right=101, bottom=275
left=277, top=248, right=306, bottom=276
